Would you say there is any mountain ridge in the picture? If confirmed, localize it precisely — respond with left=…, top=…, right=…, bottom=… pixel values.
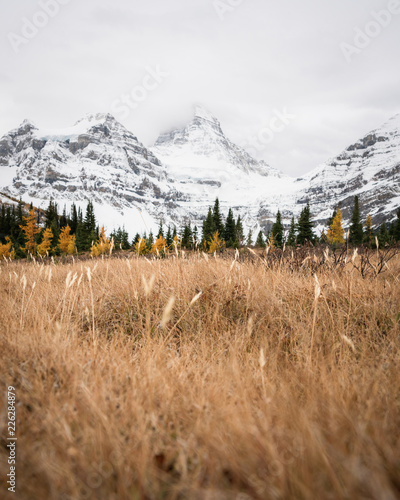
left=0, top=108, right=399, bottom=235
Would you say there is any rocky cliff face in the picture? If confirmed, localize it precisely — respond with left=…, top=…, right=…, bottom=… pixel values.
left=0, top=109, right=399, bottom=235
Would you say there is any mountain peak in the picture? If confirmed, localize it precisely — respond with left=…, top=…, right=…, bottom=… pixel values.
left=193, top=105, right=220, bottom=124
left=74, top=112, right=117, bottom=127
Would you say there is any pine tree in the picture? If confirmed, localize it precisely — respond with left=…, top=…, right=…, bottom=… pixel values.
left=70, top=203, right=78, bottom=234
left=45, top=200, right=59, bottom=229
left=255, top=231, right=266, bottom=248
left=378, top=223, right=389, bottom=247
left=296, top=203, right=314, bottom=245
left=120, top=227, right=130, bottom=250
left=246, top=230, right=253, bottom=246
left=50, top=219, right=60, bottom=250
left=224, top=208, right=236, bottom=247
left=327, top=209, right=345, bottom=246
left=166, top=226, right=173, bottom=247
left=16, top=199, right=24, bottom=226
left=271, top=210, right=284, bottom=247
left=60, top=205, right=68, bottom=228
left=84, top=201, right=96, bottom=233
left=146, top=231, right=154, bottom=251
left=212, top=198, right=224, bottom=236
left=157, top=221, right=164, bottom=238
left=235, top=216, right=244, bottom=247
left=181, top=223, right=193, bottom=249
left=286, top=217, right=296, bottom=246
left=37, top=228, right=53, bottom=256
left=20, top=208, right=40, bottom=255
left=349, top=196, right=363, bottom=245
left=202, top=207, right=215, bottom=245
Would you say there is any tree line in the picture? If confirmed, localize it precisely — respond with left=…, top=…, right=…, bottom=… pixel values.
left=0, top=196, right=399, bottom=259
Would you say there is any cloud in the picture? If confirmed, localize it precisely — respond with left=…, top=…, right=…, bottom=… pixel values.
left=0, top=0, right=399, bottom=176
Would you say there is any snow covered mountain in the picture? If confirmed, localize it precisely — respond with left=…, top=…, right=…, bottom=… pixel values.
left=0, top=108, right=399, bottom=236
left=151, top=105, right=290, bottom=230
left=0, top=113, right=180, bottom=234
left=296, top=113, right=400, bottom=227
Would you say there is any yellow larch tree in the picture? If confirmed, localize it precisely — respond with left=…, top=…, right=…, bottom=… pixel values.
left=59, top=225, right=76, bottom=255
left=327, top=209, right=345, bottom=245
left=91, top=226, right=111, bottom=256
left=20, top=208, right=40, bottom=255
left=0, top=237, right=15, bottom=260
left=134, top=238, right=147, bottom=255
left=208, top=231, right=225, bottom=254
left=364, top=215, right=374, bottom=245
left=37, top=228, right=53, bottom=256
left=151, top=236, right=167, bottom=255
left=268, top=233, right=275, bottom=251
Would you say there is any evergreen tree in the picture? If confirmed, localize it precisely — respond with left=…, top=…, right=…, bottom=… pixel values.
left=133, top=233, right=141, bottom=246
left=246, top=230, right=253, bottom=246
left=202, top=208, right=215, bottom=244
left=16, top=199, right=24, bottom=226
left=378, top=223, right=389, bottom=247
left=84, top=201, right=96, bottom=235
left=45, top=200, right=59, bottom=229
left=146, top=231, right=154, bottom=251
left=70, top=203, right=78, bottom=234
left=50, top=219, right=60, bottom=251
left=166, top=226, right=173, bottom=247
left=296, top=203, right=314, bottom=245
left=83, top=200, right=97, bottom=250
left=271, top=210, right=284, bottom=247
left=286, top=217, right=296, bottom=247
left=235, top=215, right=244, bottom=246
left=0, top=204, right=5, bottom=237
left=181, top=223, right=193, bottom=249
left=349, top=196, right=363, bottom=245
left=120, top=227, right=130, bottom=249
left=60, top=205, right=68, bottom=228
left=224, top=208, right=236, bottom=247
left=157, top=221, right=164, bottom=238
left=212, top=198, right=224, bottom=236
left=255, top=231, right=266, bottom=248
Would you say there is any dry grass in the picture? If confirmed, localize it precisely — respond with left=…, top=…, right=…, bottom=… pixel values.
left=1, top=252, right=400, bottom=500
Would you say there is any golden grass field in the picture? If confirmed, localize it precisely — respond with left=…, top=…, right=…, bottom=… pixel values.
left=1, top=250, right=400, bottom=499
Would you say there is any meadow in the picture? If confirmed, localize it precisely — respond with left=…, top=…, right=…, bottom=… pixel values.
left=1, top=248, right=400, bottom=499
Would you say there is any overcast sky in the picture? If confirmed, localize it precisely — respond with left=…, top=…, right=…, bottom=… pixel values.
left=1, top=0, right=399, bottom=176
